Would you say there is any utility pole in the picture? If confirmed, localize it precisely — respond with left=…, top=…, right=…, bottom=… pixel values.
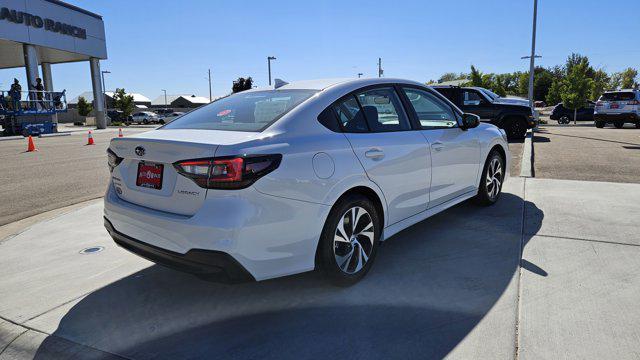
left=378, top=58, right=383, bottom=78
left=162, top=89, right=167, bottom=108
left=101, top=70, right=110, bottom=111
left=267, top=56, right=276, bottom=86
left=526, top=0, right=538, bottom=111
left=358, top=73, right=363, bottom=78
left=208, top=69, right=212, bottom=102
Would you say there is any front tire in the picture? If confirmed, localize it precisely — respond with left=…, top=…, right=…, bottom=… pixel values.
left=506, top=117, right=527, bottom=139
left=474, top=150, right=505, bottom=206
left=559, top=115, right=570, bottom=125
left=595, top=121, right=605, bottom=128
left=318, top=194, right=380, bottom=286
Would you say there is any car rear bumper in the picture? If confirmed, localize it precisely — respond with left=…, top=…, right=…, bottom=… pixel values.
left=594, top=113, right=639, bottom=122
left=105, top=217, right=254, bottom=283
left=104, top=183, right=331, bottom=281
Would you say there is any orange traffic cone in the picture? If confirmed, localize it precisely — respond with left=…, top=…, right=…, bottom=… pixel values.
left=118, top=128, right=123, bottom=138
left=26, top=135, right=38, bottom=152
left=86, top=130, right=95, bottom=145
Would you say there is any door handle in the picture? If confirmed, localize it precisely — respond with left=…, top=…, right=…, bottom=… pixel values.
left=365, top=148, right=385, bottom=159
left=431, top=142, right=444, bottom=151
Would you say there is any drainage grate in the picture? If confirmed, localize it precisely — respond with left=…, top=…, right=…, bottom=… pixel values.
left=79, top=246, right=104, bottom=255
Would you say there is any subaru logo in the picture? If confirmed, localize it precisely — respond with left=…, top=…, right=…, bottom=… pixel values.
left=135, top=146, right=145, bottom=157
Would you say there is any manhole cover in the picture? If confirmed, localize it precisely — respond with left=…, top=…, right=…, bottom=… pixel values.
left=79, top=246, right=104, bottom=255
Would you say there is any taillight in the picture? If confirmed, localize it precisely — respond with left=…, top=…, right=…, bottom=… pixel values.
left=173, top=154, right=282, bottom=189
left=107, top=148, right=123, bottom=172
left=595, top=101, right=604, bottom=107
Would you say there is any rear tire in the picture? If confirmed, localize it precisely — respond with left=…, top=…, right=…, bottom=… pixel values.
left=559, top=115, right=570, bottom=125
left=474, top=150, right=505, bottom=206
left=614, top=121, right=624, bottom=129
left=595, top=121, right=605, bottom=128
left=506, top=117, right=527, bottom=139
left=635, top=122, right=640, bottom=129
left=318, top=194, right=380, bottom=286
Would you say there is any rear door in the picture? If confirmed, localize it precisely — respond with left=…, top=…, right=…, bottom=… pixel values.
left=400, top=86, right=480, bottom=207
left=334, top=87, right=431, bottom=225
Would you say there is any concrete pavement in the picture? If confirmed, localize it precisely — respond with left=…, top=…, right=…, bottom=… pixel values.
left=0, top=128, right=150, bottom=226
left=1, top=177, right=639, bottom=359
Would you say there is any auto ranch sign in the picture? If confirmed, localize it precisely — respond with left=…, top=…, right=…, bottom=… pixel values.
left=0, top=7, right=87, bottom=39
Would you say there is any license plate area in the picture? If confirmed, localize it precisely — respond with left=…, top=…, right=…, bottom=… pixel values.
left=136, top=162, right=164, bottom=190
left=611, top=103, right=619, bottom=109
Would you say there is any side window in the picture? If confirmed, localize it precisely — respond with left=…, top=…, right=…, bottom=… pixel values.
left=402, top=88, right=457, bottom=129
left=354, top=87, right=411, bottom=132
left=463, top=90, right=484, bottom=106
left=332, top=95, right=369, bottom=133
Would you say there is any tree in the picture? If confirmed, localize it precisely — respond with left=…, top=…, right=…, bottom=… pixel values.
left=113, top=88, right=135, bottom=117
left=560, top=60, right=593, bottom=124
left=590, top=69, right=611, bottom=100
left=232, top=77, right=254, bottom=93
left=620, top=68, right=638, bottom=89
left=546, top=79, right=563, bottom=105
left=565, top=53, right=594, bottom=78
left=77, top=96, right=93, bottom=117
left=533, top=68, right=554, bottom=102
left=469, top=65, right=483, bottom=87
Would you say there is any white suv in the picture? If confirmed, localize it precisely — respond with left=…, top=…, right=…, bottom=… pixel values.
left=104, top=78, right=509, bottom=285
left=594, top=90, right=640, bottom=128
left=130, top=111, right=160, bottom=125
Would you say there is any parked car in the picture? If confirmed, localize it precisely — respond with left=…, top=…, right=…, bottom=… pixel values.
left=105, top=78, right=509, bottom=285
left=107, top=110, right=133, bottom=123
left=549, top=101, right=595, bottom=124
left=129, top=111, right=160, bottom=125
left=432, top=85, right=535, bottom=139
left=594, top=90, right=640, bottom=128
left=158, top=111, right=185, bottom=124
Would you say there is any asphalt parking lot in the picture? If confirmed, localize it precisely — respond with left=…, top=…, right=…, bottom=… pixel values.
left=0, top=128, right=151, bottom=226
left=534, top=122, right=640, bottom=183
left=1, top=177, right=639, bottom=359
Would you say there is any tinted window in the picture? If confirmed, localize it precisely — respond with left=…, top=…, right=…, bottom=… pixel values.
left=463, top=90, right=484, bottom=106
left=162, top=89, right=317, bottom=132
left=354, top=87, right=410, bottom=132
left=433, top=87, right=459, bottom=104
left=600, top=92, right=636, bottom=101
left=402, top=88, right=457, bottom=129
left=333, top=96, right=368, bottom=133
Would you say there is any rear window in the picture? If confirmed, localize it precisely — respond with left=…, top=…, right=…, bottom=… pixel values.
left=600, top=92, right=636, bottom=101
left=162, top=89, right=317, bottom=132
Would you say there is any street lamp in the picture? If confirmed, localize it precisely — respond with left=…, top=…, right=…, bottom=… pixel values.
left=101, top=70, right=110, bottom=111
left=161, top=89, right=167, bottom=108
left=358, top=73, right=363, bottom=78
left=267, top=56, right=276, bottom=86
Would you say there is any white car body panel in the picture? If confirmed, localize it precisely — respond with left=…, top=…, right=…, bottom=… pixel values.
left=104, top=78, right=510, bottom=281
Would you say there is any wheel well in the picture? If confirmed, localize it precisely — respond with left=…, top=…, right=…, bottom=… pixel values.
left=335, top=186, right=385, bottom=229
left=490, top=144, right=506, bottom=163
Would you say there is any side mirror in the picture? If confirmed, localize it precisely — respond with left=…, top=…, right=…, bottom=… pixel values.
left=460, top=113, right=480, bottom=130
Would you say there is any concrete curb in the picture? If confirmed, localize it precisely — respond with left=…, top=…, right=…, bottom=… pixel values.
left=0, top=136, right=23, bottom=142
left=39, top=132, right=71, bottom=138
left=519, top=129, right=534, bottom=178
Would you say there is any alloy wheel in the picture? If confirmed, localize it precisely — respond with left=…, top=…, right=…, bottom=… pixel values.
left=333, top=206, right=374, bottom=274
left=486, top=157, right=503, bottom=199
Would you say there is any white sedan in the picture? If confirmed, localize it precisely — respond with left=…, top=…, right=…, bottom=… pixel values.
left=104, top=78, right=509, bottom=285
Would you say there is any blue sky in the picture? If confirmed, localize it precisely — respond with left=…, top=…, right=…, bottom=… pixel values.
left=2, top=0, right=639, bottom=100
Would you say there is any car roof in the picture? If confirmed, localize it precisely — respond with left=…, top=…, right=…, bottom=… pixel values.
left=248, top=78, right=428, bottom=92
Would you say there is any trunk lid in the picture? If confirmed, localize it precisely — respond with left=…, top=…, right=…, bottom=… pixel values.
left=109, top=129, right=259, bottom=215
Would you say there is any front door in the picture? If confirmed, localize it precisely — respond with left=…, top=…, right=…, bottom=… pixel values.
left=461, top=89, right=495, bottom=122
left=400, top=87, right=481, bottom=207
left=333, top=87, right=431, bottom=226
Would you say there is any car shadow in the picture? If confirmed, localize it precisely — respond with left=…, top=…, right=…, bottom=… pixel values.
left=35, top=193, right=544, bottom=360
left=533, top=135, right=550, bottom=143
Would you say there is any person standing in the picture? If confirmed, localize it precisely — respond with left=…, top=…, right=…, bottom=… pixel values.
left=34, top=78, right=45, bottom=110
left=9, top=78, right=21, bottom=112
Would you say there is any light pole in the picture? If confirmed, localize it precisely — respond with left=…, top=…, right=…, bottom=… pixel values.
left=358, top=73, right=363, bottom=78
left=267, top=56, right=276, bottom=86
left=524, top=0, right=538, bottom=111
left=101, top=70, right=110, bottom=111
left=378, top=58, right=383, bottom=78
left=161, top=89, right=167, bottom=108
left=208, top=69, right=212, bottom=102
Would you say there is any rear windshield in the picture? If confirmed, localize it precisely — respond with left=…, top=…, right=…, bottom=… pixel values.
left=161, top=89, right=317, bottom=132
left=600, top=92, right=636, bottom=101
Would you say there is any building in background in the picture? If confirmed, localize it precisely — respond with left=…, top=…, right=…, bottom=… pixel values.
left=69, top=91, right=151, bottom=109
left=151, top=94, right=210, bottom=109
left=0, top=0, right=108, bottom=129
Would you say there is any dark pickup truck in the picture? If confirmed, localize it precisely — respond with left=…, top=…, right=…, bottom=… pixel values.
left=432, top=85, right=536, bottom=139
